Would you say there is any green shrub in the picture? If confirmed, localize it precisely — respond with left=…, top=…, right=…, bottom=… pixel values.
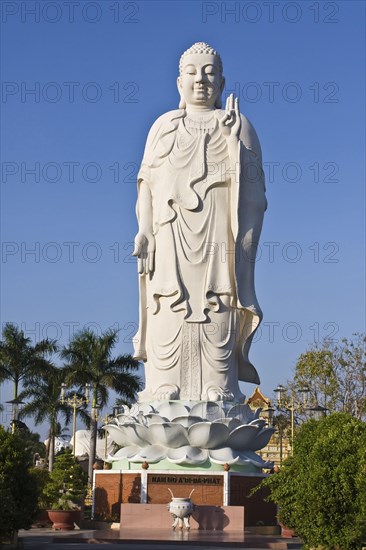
left=0, top=427, right=39, bottom=538
left=44, top=449, right=87, bottom=510
left=29, top=467, right=52, bottom=510
left=260, top=413, right=366, bottom=550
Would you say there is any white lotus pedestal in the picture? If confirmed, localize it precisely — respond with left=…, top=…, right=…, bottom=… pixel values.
left=93, top=401, right=277, bottom=532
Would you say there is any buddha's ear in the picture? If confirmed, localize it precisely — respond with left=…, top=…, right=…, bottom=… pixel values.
left=220, top=76, right=226, bottom=95
left=177, top=76, right=183, bottom=95
left=177, top=76, right=186, bottom=109
left=215, top=76, right=225, bottom=109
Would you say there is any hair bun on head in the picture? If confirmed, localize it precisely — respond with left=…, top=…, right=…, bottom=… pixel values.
left=179, top=42, right=223, bottom=76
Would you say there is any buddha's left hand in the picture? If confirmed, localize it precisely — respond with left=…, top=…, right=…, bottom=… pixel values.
left=218, top=93, right=241, bottom=143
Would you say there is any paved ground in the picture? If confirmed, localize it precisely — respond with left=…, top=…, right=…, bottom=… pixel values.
left=19, top=528, right=302, bottom=550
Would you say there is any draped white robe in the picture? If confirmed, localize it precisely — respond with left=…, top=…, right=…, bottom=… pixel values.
left=133, top=109, right=267, bottom=402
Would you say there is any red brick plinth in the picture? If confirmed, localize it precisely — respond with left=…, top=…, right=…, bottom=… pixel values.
left=93, top=470, right=277, bottom=528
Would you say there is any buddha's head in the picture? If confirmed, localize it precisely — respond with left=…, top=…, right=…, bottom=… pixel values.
left=177, top=42, right=225, bottom=110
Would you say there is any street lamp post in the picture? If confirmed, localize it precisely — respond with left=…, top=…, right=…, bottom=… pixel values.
left=306, top=404, right=328, bottom=420
left=262, top=405, right=275, bottom=426
left=61, top=382, right=92, bottom=457
left=6, top=398, right=25, bottom=434
left=273, top=384, right=310, bottom=451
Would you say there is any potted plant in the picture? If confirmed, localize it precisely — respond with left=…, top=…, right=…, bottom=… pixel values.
left=30, top=466, right=52, bottom=527
left=44, top=449, right=87, bottom=530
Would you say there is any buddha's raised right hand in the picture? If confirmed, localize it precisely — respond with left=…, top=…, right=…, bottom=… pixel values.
left=218, top=93, right=241, bottom=144
left=133, top=231, right=156, bottom=275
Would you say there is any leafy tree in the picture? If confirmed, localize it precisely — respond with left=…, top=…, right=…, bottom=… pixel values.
left=283, top=334, right=366, bottom=420
left=292, top=343, right=338, bottom=412
left=0, top=417, right=46, bottom=466
left=259, top=413, right=366, bottom=550
left=18, top=363, right=82, bottom=471
left=43, top=449, right=87, bottom=510
left=0, top=426, right=39, bottom=539
left=10, top=421, right=46, bottom=463
left=54, top=422, right=70, bottom=439
left=335, top=334, right=366, bottom=418
left=0, top=323, right=57, bottom=401
left=61, top=328, right=141, bottom=484
left=30, top=467, right=52, bottom=510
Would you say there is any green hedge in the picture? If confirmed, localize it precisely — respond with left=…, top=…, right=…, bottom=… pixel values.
left=260, top=413, right=366, bottom=550
left=0, top=427, right=39, bottom=538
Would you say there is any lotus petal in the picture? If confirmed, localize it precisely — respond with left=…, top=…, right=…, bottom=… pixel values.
left=136, top=411, right=148, bottom=426
left=167, top=446, right=209, bottom=465
left=148, top=422, right=189, bottom=448
left=248, top=427, right=275, bottom=451
left=118, top=402, right=148, bottom=418
left=237, top=450, right=273, bottom=469
left=156, top=401, right=189, bottom=421
left=109, top=445, right=141, bottom=460
left=226, top=424, right=260, bottom=450
left=248, top=418, right=267, bottom=429
left=133, top=445, right=167, bottom=463
left=144, top=413, right=167, bottom=425
left=213, top=417, right=241, bottom=431
left=173, top=415, right=203, bottom=428
left=209, top=447, right=240, bottom=465
left=188, top=422, right=229, bottom=449
left=117, top=404, right=132, bottom=415
left=104, top=423, right=150, bottom=447
left=252, top=407, right=262, bottom=419
left=227, top=404, right=254, bottom=424
left=105, top=419, right=118, bottom=427
left=116, top=414, right=136, bottom=426
left=136, top=403, right=155, bottom=415
left=103, top=424, right=130, bottom=446
left=190, top=401, right=224, bottom=422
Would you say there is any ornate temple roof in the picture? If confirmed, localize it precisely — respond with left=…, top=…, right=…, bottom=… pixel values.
left=247, top=386, right=271, bottom=408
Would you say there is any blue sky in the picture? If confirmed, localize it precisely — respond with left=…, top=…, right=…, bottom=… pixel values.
left=1, top=0, right=365, bottom=437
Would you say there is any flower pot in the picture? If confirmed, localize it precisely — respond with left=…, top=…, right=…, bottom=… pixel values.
left=280, top=523, right=296, bottom=537
left=47, top=509, right=81, bottom=530
left=32, top=509, right=51, bottom=527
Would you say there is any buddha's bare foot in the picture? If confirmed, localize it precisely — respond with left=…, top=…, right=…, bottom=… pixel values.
left=205, top=386, right=234, bottom=402
left=154, top=384, right=179, bottom=401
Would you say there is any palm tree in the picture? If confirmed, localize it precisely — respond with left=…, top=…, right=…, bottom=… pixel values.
left=18, top=363, right=81, bottom=471
left=0, top=323, right=57, bottom=400
left=61, top=328, right=141, bottom=484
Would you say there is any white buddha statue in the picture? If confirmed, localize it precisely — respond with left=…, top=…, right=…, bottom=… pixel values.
left=133, top=42, right=267, bottom=403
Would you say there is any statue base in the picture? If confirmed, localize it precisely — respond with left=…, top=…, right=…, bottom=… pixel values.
left=97, top=400, right=276, bottom=529
left=92, top=467, right=277, bottom=529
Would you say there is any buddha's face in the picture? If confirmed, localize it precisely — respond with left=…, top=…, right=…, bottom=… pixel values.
left=177, top=53, right=224, bottom=109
